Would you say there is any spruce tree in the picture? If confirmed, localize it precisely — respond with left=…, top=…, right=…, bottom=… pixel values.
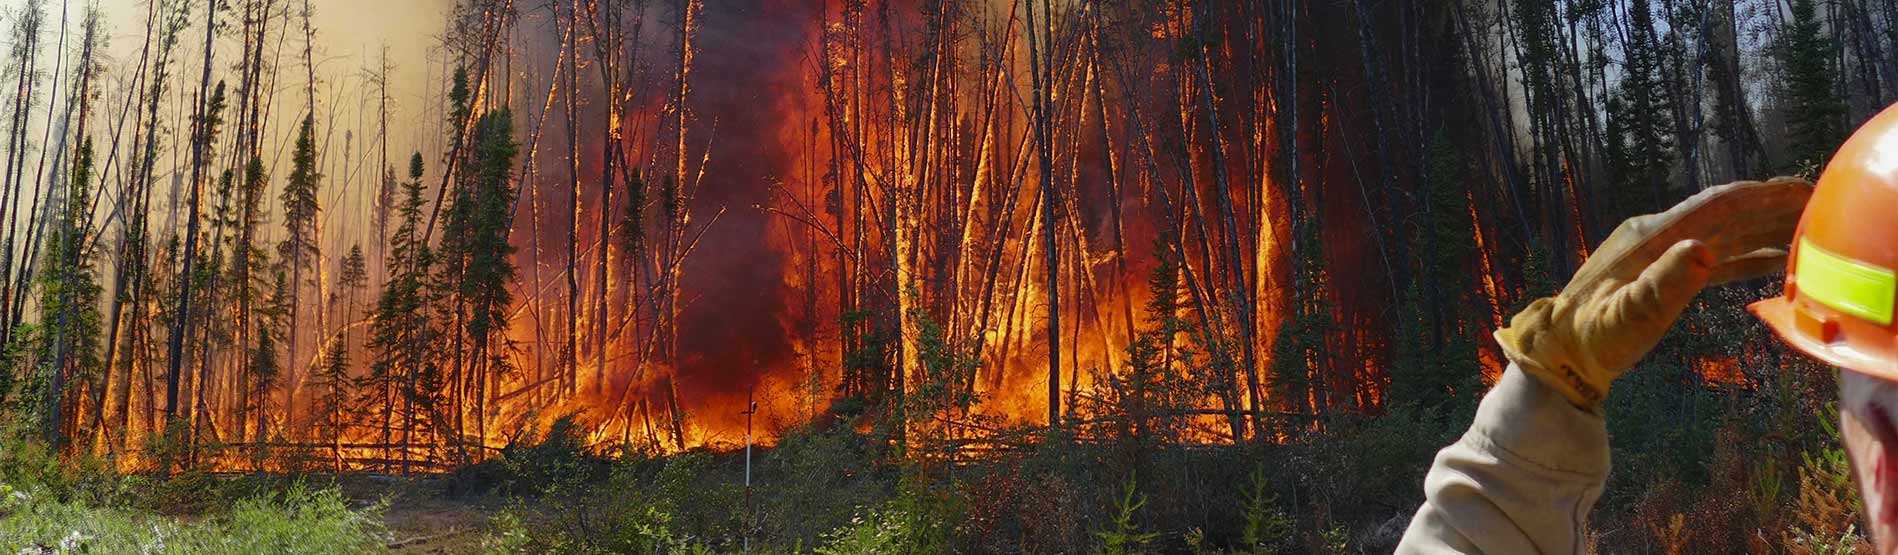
left=1389, top=133, right=1483, bottom=413
left=279, top=114, right=321, bottom=434
left=437, top=110, right=519, bottom=455
left=250, top=266, right=294, bottom=468
left=1269, top=208, right=1334, bottom=424
left=368, top=153, right=435, bottom=472
left=231, top=155, right=273, bottom=456
left=231, top=156, right=271, bottom=447
left=311, top=339, right=349, bottom=467
left=1108, top=238, right=1196, bottom=460
left=310, top=245, right=367, bottom=469
left=1707, top=1, right=1766, bottom=179
left=33, top=139, right=103, bottom=443
left=163, top=79, right=228, bottom=449
left=1775, top=0, right=1846, bottom=173
left=248, top=305, right=281, bottom=468
left=1606, top=0, right=1675, bottom=223
left=341, top=247, right=368, bottom=306
left=0, top=0, right=47, bottom=350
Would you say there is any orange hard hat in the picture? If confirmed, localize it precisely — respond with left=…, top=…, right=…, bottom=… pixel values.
left=1752, top=102, right=1898, bottom=381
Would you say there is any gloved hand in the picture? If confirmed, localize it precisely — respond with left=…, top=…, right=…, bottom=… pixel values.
left=1494, top=177, right=1813, bottom=409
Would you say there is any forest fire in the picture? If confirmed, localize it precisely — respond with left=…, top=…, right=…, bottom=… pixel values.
left=0, top=0, right=1846, bottom=484
left=11, top=0, right=1476, bottom=473
left=483, top=0, right=1327, bottom=463
left=5, top=0, right=1894, bottom=551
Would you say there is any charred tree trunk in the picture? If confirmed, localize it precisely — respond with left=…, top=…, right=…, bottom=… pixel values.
left=1024, top=0, right=1060, bottom=430
left=163, top=1, right=220, bottom=466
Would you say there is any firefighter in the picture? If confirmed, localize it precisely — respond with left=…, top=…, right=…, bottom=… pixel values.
left=1398, top=101, right=1898, bottom=554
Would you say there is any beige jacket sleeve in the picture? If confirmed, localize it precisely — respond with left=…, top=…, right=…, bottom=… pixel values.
left=1395, top=363, right=1611, bottom=554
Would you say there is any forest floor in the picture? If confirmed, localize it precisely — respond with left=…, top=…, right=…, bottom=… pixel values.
left=331, top=476, right=498, bottom=554
left=0, top=421, right=1419, bottom=553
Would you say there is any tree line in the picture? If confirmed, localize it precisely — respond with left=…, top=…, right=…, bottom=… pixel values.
left=0, top=0, right=1886, bottom=472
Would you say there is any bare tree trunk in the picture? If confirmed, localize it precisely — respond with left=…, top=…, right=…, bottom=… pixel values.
left=1023, top=0, right=1060, bottom=429
left=589, top=0, right=620, bottom=400
left=45, top=3, right=101, bottom=450
left=662, top=0, right=699, bottom=450
left=89, top=0, right=160, bottom=454
left=114, top=2, right=182, bottom=452
left=1194, top=0, right=1261, bottom=440
left=163, top=0, right=219, bottom=469
left=561, top=0, right=581, bottom=398
left=0, top=1, right=45, bottom=350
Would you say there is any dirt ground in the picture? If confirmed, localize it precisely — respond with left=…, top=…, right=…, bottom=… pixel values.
left=332, top=475, right=497, bottom=554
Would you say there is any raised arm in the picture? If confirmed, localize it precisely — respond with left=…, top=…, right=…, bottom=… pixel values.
left=1396, top=179, right=1813, bottom=554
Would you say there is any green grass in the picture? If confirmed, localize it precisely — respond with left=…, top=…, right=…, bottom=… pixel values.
left=0, top=481, right=389, bottom=554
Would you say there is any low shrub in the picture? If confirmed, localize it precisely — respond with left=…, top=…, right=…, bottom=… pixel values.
left=0, top=481, right=388, bottom=554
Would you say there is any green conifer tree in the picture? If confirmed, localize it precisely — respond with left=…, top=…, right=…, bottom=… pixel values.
left=280, top=115, right=322, bottom=433
left=436, top=109, right=519, bottom=461
left=310, top=246, right=368, bottom=468
left=1606, top=0, right=1675, bottom=222
left=248, top=315, right=280, bottom=468
left=1269, top=208, right=1335, bottom=426
left=1775, top=0, right=1846, bottom=173
left=33, top=139, right=103, bottom=443
left=368, top=153, right=437, bottom=472
left=1390, top=133, right=1484, bottom=413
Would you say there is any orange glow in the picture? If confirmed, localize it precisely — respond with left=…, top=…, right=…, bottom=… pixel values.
left=1695, top=356, right=1747, bottom=386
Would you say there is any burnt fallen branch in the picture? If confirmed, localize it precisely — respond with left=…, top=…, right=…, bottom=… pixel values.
left=386, top=527, right=472, bottom=549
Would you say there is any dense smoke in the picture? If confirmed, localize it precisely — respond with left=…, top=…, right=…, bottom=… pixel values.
left=666, top=0, right=812, bottom=430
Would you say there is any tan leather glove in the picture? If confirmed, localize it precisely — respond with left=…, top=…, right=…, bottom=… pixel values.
left=1495, top=177, right=1813, bottom=409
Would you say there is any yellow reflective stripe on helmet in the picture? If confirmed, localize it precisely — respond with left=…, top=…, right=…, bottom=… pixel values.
left=1799, top=238, right=1897, bottom=326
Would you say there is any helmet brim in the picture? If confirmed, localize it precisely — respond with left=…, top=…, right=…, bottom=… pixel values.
left=1753, top=296, right=1898, bottom=381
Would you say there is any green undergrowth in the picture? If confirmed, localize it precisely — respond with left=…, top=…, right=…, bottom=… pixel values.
left=0, top=481, right=389, bottom=554
left=0, top=428, right=390, bottom=555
